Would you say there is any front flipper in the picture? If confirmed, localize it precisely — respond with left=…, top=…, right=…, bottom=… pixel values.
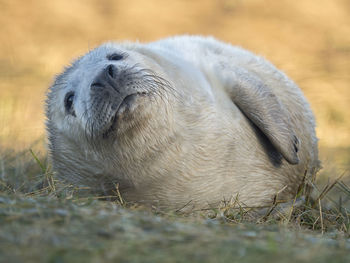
left=226, top=67, right=299, bottom=165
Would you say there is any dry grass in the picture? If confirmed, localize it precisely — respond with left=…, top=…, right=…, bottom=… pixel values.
left=0, top=0, right=349, bottom=150
left=1, top=147, right=350, bottom=262
left=1, top=145, right=350, bottom=235
left=0, top=0, right=349, bottom=177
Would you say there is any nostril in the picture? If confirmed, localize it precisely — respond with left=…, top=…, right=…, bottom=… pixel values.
left=106, top=64, right=116, bottom=79
left=91, top=82, right=103, bottom=89
left=91, top=65, right=119, bottom=91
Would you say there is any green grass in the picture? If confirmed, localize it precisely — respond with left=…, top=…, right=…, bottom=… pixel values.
left=1, top=145, right=350, bottom=263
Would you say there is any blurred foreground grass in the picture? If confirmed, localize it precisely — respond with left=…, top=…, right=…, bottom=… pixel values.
left=1, top=196, right=350, bottom=263
left=1, top=144, right=350, bottom=262
left=0, top=0, right=350, bottom=262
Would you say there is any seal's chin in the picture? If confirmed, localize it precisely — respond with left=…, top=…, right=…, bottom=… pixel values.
left=102, top=92, right=147, bottom=138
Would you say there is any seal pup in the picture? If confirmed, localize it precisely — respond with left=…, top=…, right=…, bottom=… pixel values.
left=46, top=35, right=319, bottom=210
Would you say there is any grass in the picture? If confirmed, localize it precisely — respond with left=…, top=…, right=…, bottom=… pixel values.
left=1, top=144, right=350, bottom=263
left=1, top=0, right=350, bottom=150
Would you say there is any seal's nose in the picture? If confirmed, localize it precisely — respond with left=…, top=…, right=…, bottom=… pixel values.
left=106, top=64, right=117, bottom=79
left=91, top=64, right=120, bottom=92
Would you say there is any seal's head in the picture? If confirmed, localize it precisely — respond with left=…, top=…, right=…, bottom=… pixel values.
left=47, top=44, right=174, bottom=143
left=46, top=43, right=189, bottom=192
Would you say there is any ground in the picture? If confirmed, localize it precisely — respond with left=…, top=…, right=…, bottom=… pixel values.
left=1, top=147, right=350, bottom=262
left=1, top=195, right=349, bottom=263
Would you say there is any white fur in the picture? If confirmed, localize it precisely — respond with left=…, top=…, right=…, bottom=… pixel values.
left=46, top=36, right=319, bottom=210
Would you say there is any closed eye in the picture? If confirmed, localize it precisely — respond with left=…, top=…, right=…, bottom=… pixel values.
left=64, top=91, right=76, bottom=116
left=107, top=53, right=124, bottom=61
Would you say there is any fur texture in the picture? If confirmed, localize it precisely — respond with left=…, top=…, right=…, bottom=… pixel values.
left=46, top=36, right=319, bottom=210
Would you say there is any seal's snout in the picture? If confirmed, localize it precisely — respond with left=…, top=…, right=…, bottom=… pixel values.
left=91, top=64, right=121, bottom=93
left=87, top=63, right=149, bottom=138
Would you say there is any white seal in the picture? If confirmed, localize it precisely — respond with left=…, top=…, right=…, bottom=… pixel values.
left=46, top=36, right=319, bottom=210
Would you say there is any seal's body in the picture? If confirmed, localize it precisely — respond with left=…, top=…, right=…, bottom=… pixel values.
left=46, top=36, right=319, bottom=209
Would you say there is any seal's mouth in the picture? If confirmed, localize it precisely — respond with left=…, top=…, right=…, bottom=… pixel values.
left=102, top=92, right=147, bottom=138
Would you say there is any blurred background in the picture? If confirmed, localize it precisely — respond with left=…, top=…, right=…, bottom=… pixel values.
left=0, top=0, right=349, bottom=178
